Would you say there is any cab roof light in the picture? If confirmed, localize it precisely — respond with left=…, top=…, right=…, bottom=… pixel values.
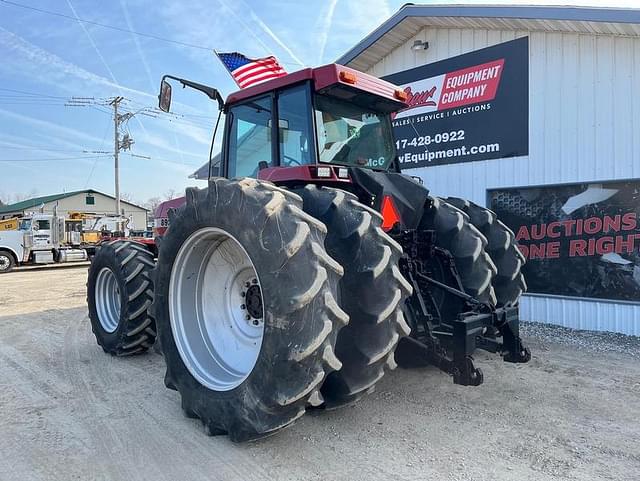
left=394, top=88, right=409, bottom=102
left=339, top=71, right=358, bottom=84
left=337, top=167, right=349, bottom=179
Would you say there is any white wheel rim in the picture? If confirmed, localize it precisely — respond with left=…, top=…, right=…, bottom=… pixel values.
left=95, top=267, right=121, bottom=333
left=169, top=227, right=265, bottom=391
left=0, top=254, right=10, bottom=271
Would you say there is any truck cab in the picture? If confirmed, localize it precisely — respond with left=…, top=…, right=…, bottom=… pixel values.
left=0, top=213, right=89, bottom=272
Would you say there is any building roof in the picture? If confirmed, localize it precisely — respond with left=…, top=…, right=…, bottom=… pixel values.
left=0, top=189, right=147, bottom=215
left=337, top=4, right=640, bottom=71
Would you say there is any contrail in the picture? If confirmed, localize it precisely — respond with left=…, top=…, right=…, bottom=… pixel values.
left=216, top=0, right=304, bottom=67
left=65, top=0, right=120, bottom=90
left=248, top=10, right=305, bottom=66
left=216, top=0, right=275, bottom=55
left=317, top=0, right=338, bottom=64
left=65, top=0, right=149, bottom=137
left=0, top=107, right=107, bottom=146
left=119, top=0, right=156, bottom=92
left=0, top=27, right=154, bottom=99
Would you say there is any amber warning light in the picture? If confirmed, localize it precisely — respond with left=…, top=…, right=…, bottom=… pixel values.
left=339, top=71, right=358, bottom=84
left=394, top=89, right=409, bottom=102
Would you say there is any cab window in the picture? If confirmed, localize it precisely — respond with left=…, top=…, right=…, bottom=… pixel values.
left=277, top=85, right=313, bottom=166
left=227, top=96, right=273, bottom=178
left=35, top=219, right=50, bottom=230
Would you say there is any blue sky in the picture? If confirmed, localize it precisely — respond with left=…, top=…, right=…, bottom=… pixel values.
left=0, top=0, right=636, bottom=205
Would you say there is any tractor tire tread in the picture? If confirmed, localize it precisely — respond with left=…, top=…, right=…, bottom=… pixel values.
left=87, top=240, right=156, bottom=356
left=295, top=185, right=412, bottom=409
left=152, top=178, right=347, bottom=442
left=445, top=197, right=527, bottom=306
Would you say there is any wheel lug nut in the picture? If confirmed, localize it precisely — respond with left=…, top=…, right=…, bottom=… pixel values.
left=240, top=292, right=245, bottom=297
left=245, top=315, right=251, bottom=320
left=245, top=282, right=251, bottom=287
left=240, top=304, right=246, bottom=310
left=252, top=279, right=258, bottom=284
left=252, top=320, right=259, bottom=326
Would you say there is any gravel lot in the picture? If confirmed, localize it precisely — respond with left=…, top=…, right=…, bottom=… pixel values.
left=1, top=265, right=639, bottom=481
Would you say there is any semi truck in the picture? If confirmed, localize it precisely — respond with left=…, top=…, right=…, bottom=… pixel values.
left=0, top=213, right=94, bottom=273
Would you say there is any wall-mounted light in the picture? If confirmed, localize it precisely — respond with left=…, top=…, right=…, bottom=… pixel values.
left=411, top=40, right=429, bottom=51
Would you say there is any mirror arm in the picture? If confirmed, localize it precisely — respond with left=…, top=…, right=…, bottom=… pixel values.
left=161, top=75, right=225, bottom=111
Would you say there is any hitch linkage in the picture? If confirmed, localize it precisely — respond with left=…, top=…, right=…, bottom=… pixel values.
left=391, top=228, right=530, bottom=386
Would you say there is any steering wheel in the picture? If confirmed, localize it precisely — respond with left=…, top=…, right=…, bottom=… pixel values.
left=282, top=155, right=302, bottom=166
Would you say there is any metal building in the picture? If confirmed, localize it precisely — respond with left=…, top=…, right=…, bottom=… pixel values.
left=0, top=189, right=148, bottom=230
left=338, top=4, right=640, bottom=335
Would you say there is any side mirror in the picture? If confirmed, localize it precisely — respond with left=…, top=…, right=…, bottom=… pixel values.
left=158, top=79, right=172, bottom=113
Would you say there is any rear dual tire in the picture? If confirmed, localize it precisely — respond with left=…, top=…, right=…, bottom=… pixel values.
left=296, top=186, right=412, bottom=408
left=422, top=197, right=498, bottom=305
left=396, top=196, right=499, bottom=367
left=445, top=197, right=526, bottom=306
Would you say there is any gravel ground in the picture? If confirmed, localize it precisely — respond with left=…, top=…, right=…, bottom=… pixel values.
left=1, top=265, right=639, bottom=481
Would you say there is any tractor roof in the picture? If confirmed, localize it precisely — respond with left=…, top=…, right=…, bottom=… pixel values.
left=225, top=63, right=407, bottom=112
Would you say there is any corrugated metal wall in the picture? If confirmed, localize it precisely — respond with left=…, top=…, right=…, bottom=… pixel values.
left=366, top=27, right=640, bottom=335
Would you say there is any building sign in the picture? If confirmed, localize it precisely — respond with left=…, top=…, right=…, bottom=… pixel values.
left=490, top=181, right=640, bottom=302
left=383, top=37, right=528, bottom=168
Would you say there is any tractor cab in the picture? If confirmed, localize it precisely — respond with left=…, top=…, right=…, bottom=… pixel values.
left=159, top=64, right=407, bottom=184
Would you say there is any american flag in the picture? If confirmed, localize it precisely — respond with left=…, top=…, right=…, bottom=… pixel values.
left=215, top=52, right=287, bottom=89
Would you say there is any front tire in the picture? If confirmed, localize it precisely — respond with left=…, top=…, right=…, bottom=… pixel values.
left=0, top=250, right=16, bottom=273
left=87, top=240, right=156, bottom=355
left=152, top=179, right=348, bottom=442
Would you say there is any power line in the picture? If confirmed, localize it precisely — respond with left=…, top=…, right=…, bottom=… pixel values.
left=0, top=87, right=70, bottom=99
left=0, top=145, right=100, bottom=152
left=122, top=152, right=201, bottom=167
left=0, top=155, right=111, bottom=162
left=85, top=116, right=113, bottom=188
left=0, top=0, right=216, bottom=51
left=0, top=0, right=303, bottom=67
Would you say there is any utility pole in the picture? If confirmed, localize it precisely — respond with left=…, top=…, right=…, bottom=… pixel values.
left=110, top=96, right=123, bottom=216
left=109, top=96, right=135, bottom=216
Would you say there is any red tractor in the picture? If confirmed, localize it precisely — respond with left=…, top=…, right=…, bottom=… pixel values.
left=86, top=64, right=529, bottom=442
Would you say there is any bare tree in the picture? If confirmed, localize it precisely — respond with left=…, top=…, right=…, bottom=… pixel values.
left=2, top=189, right=39, bottom=204
left=163, top=189, right=178, bottom=200
left=143, top=196, right=163, bottom=214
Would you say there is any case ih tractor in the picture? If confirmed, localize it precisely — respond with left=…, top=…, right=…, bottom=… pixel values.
left=86, top=64, right=529, bottom=442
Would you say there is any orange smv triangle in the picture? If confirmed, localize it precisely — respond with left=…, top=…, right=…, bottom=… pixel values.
left=380, top=195, right=401, bottom=231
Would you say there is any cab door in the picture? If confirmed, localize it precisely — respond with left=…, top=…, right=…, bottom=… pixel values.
left=223, top=83, right=316, bottom=178
left=225, top=95, right=273, bottom=178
